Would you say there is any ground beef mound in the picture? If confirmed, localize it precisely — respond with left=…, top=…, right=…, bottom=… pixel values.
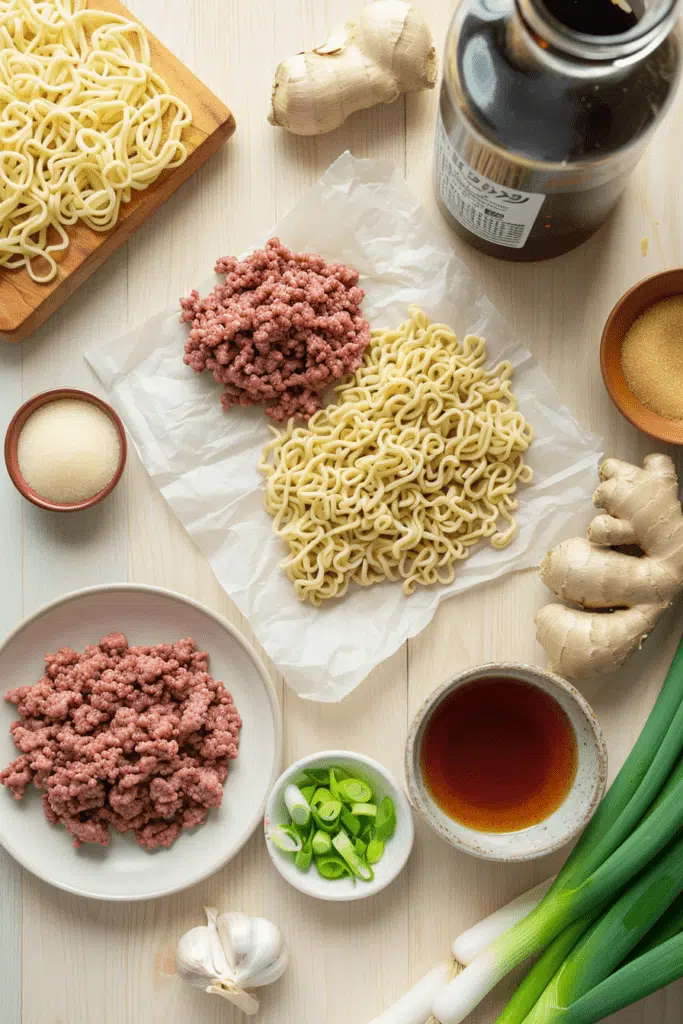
left=180, top=237, right=371, bottom=422
left=0, top=634, right=241, bottom=850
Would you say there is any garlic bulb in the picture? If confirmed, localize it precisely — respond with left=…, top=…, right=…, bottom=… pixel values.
left=176, top=908, right=288, bottom=1015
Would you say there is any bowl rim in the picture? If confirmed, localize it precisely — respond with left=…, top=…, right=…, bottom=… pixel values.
left=4, top=387, right=128, bottom=512
left=264, top=748, right=415, bottom=902
left=405, top=662, right=608, bottom=863
left=600, top=268, right=683, bottom=445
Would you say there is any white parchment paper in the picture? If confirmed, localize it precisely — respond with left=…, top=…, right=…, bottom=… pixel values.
left=86, top=152, right=602, bottom=702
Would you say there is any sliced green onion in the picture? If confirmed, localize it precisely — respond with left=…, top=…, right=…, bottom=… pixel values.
left=312, top=809, right=338, bottom=834
left=351, top=802, right=378, bottom=818
left=366, top=838, right=385, bottom=864
left=312, top=829, right=332, bottom=856
left=271, top=762, right=398, bottom=885
left=268, top=825, right=303, bottom=853
left=285, top=783, right=311, bottom=826
left=340, top=805, right=361, bottom=837
left=374, top=796, right=397, bottom=841
left=317, top=799, right=342, bottom=824
left=315, top=853, right=353, bottom=880
left=337, top=777, right=373, bottom=804
left=361, top=822, right=375, bottom=843
left=310, top=787, right=333, bottom=808
left=329, top=768, right=342, bottom=802
left=293, top=819, right=312, bottom=840
left=295, top=843, right=313, bottom=872
left=333, top=831, right=374, bottom=882
left=300, top=783, right=316, bottom=804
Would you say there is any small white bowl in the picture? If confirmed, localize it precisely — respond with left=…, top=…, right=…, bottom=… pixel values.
left=264, top=750, right=414, bottom=902
left=405, top=663, right=607, bottom=863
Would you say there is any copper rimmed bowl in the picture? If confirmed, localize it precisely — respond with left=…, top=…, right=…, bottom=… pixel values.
left=601, top=269, right=683, bottom=445
left=4, top=387, right=127, bottom=512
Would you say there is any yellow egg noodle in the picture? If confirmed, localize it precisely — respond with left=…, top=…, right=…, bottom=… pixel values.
left=259, top=306, right=534, bottom=605
left=0, top=0, right=192, bottom=282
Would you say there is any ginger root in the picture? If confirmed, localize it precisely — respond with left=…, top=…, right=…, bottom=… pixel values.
left=536, top=454, right=683, bottom=680
left=268, top=1, right=437, bottom=136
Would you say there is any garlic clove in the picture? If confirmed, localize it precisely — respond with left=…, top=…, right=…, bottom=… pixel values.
left=219, top=914, right=288, bottom=989
left=204, top=907, right=231, bottom=977
left=207, top=979, right=260, bottom=1016
left=175, top=925, right=221, bottom=988
left=218, top=911, right=253, bottom=966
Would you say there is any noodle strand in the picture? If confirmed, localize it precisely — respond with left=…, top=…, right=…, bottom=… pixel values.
left=0, top=0, right=191, bottom=282
left=260, top=307, right=534, bottom=605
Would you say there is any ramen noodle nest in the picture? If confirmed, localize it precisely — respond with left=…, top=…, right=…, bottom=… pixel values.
left=259, top=306, right=535, bottom=604
left=0, top=0, right=192, bottom=282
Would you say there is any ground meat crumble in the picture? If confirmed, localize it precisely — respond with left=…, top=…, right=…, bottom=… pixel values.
left=180, top=237, right=371, bottom=422
left=0, top=634, right=241, bottom=850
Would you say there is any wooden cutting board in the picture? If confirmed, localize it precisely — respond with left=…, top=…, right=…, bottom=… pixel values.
left=0, top=0, right=235, bottom=343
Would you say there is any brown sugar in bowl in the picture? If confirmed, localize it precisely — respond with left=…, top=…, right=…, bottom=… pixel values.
left=601, top=269, right=683, bottom=445
left=4, top=388, right=127, bottom=512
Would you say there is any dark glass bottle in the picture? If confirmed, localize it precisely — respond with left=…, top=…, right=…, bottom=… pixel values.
left=434, top=0, right=681, bottom=261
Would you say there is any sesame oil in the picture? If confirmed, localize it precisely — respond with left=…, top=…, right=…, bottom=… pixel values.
left=420, top=676, right=578, bottom=833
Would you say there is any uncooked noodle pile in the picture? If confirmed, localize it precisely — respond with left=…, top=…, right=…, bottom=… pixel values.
left=260, top=307, right=534, bottom=604
left=0, top=0, right=192, bottom=282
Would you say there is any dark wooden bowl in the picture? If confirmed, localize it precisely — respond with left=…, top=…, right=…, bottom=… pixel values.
left=4, top=388, right=127, bottom=512
left=601, top=269, right=683, bottom=445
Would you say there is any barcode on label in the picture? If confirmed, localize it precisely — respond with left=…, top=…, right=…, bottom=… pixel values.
left=435, top=115, right=545, bottom=250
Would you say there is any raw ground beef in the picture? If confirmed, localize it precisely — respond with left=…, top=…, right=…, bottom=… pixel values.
left=0, top=634, right=241, bottom=850
left=180, top=237, right=371, bottom=422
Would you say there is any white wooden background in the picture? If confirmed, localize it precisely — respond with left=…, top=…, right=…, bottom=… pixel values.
left=1, top=2, right=682, bottom=1022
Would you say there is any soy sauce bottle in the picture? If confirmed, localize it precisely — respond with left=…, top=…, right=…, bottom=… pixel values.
left=434, top=0, right=681, bottom=261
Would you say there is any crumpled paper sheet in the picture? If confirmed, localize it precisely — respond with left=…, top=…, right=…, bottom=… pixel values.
left=86, top=152, right=602, bottom=702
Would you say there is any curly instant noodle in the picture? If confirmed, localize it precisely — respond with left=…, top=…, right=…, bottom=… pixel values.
left=180, top=238, right=371, bottom=422
left=259, top=307, right=534, bottom=604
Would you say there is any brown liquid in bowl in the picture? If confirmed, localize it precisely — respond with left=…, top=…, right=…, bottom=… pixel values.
left=420, top=676, right=578, bottom=833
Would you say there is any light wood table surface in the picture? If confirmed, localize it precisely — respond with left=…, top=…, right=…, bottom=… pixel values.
left=1, top=2, right=682, bottom=1022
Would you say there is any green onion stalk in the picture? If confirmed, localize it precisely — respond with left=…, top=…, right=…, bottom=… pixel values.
left=522, top=832, right=683, bottom=1023
left=431, top=637, right=683, bottom=1024
left=559, top=931, right=683, bottom=1024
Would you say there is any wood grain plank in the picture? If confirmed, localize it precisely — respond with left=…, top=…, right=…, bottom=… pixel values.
left=0, top=342, right=24, bottom=1024
left=7, top=0, right=683, bottom=1022
left=17, top=120, right=132, bottom=1024
left=0, top=0, right=235, bottom=343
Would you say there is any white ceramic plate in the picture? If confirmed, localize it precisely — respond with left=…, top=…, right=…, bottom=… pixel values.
left=0, top=584, right=282, bottom=901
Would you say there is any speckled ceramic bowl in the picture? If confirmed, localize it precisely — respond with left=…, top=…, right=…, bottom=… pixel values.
left=405, top=663, right=607, bottom=863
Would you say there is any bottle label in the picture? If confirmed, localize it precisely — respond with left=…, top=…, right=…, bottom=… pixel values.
left=435, top=114, right=545, bottom=249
